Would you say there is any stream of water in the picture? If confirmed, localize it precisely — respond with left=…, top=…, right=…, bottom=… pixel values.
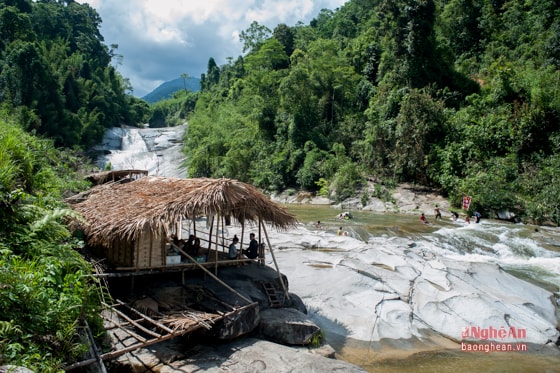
left=284, top=204, right=560, bottom=372
left=96, top=125, right=560, bottom=372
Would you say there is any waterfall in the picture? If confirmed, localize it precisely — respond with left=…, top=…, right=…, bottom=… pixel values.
left=94, top=124, right=187, bottom=178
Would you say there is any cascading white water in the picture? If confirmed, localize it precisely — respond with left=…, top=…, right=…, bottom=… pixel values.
left=94, top=124, right=187, bottom=178
left=426, top=221, right=560, bottom=287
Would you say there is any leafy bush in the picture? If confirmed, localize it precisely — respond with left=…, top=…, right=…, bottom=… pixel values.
left=0, top=118, right=104, bottom=371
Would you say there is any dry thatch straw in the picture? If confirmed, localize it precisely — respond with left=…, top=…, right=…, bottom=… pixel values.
left=70, top=176, right=298, bottom=248
left=162, top=311, right=216, bottom=331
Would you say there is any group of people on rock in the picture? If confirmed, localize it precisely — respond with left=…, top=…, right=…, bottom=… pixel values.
left=171, top=234, right=203, bottom=260
left=420, top=205, right=482, bottom=224
left=171, top=232, right=262, bottom=262
left=228, top=233, right=260, bottom=260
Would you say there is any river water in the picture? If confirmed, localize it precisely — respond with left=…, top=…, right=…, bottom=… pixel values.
left=282, top=204, right=560, bottom=372
left=96, top=125, right=560, bottom=372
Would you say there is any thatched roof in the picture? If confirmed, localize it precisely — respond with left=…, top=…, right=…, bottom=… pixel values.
left=70, top=177, right=298, bottom=247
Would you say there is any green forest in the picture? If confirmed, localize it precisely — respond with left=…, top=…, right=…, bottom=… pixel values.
left=1, top=0, right=560, bottom=370
left=0, top=0, right=138, bottom=370
left=187, top=0, right=560, bottom=225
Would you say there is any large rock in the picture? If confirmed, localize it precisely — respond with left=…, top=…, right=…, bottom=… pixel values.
left=263, top=228, right=560, bottom=347
left=210, top=303, right=260, bottom=339
left=258, top=308, right=322, bottom=345
left=113, top=337, right=367, bottom=372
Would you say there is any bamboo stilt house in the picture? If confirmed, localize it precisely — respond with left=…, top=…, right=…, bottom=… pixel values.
left=69, top=176, right=298, bottom=271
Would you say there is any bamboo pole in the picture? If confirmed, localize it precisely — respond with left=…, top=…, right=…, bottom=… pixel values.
left=214, top=215, right=219, bottom=275
left=170, top=242, right=253, bottom=305
left=221, top=215, right=226, bottom=248
left=104, top=303, right=162, bottom=338
left=240, top=222, right=245, bottom=259
left=260, top=221, right=290, bottom=300
left=207, top=215, right=214, bottom=253
left=116, top=299, right=174, bottom=334
left=258, top=217, right=263, bottom=265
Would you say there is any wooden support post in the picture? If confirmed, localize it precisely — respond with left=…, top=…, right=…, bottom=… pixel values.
left=260, top=221, right=290, bottom=301
left=207, top=215, right=214, bottom=253
left=214, top=215, right=219, bottom=275
left=239, top=222, right=245, bottom=259
left=221, top=215, right=226, bottom=248
left=258, top=218, right=264, bottom=265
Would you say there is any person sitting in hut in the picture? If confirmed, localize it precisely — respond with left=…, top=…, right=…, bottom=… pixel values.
left=184, top=235, right=197, bottom=256
left=193, top=237, right=202, bottom=257
left=170, top=234, right=181, bottom=248
left=170, top=235, right=185, bottom=255
left=228, top=236, right=239, bottom=259
left=243, top=233, right=259, bottom=259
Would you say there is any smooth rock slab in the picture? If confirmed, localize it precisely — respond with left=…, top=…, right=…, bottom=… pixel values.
left=130, top=337, right=368, bottom=373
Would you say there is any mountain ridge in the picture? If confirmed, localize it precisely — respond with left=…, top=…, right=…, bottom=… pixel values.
left=142, top=76, right=200, bottom=103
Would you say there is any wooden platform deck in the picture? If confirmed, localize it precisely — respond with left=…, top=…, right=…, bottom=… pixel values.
left=106, top=247, right=257, bottom=275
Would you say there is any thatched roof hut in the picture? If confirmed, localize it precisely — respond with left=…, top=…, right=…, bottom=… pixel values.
left=72, top=176, right=297, bottom=247
left=70, top=176, right=298, bottom=272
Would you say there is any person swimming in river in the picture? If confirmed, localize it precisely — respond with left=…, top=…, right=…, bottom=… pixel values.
left=420, top=213, right=429, bottom=224
left=473, top=211, right=481, bottom=223
left=337, top=212, right=353, bottom=220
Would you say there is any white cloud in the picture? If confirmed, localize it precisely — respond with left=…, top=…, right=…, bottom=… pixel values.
left=79, top=0, right=347, bottom=97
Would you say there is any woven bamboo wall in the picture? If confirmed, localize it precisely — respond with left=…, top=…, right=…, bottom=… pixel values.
left=105, top=236, right=133, bottom=267
left=133, top=227, right=165, bottom=268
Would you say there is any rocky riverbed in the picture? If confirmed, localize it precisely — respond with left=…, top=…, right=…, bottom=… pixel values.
left=95, top=126, right=559, bottom=371
left=106, top=263, right=368, bottom=372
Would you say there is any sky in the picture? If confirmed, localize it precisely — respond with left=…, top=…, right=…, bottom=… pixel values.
left=79, top=0, right=348, bottom=98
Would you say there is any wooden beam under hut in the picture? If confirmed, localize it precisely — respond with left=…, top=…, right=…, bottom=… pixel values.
left=65, top=298, right=258, bottom=371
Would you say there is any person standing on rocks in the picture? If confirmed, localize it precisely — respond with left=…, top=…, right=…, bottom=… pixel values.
left=434, top=205, right=442, bottom=221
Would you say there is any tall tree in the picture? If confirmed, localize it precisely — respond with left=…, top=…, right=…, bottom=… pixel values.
left=239, top=21, right=271, bottom=53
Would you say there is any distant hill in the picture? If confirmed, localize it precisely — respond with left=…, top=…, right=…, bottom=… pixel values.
left=142, top=76, right=200, bottom=103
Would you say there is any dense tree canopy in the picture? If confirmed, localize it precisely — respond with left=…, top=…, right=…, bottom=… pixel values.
left=0, top=0, right=150, bottom=148
left=186, top=0, right=560, bottom=224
